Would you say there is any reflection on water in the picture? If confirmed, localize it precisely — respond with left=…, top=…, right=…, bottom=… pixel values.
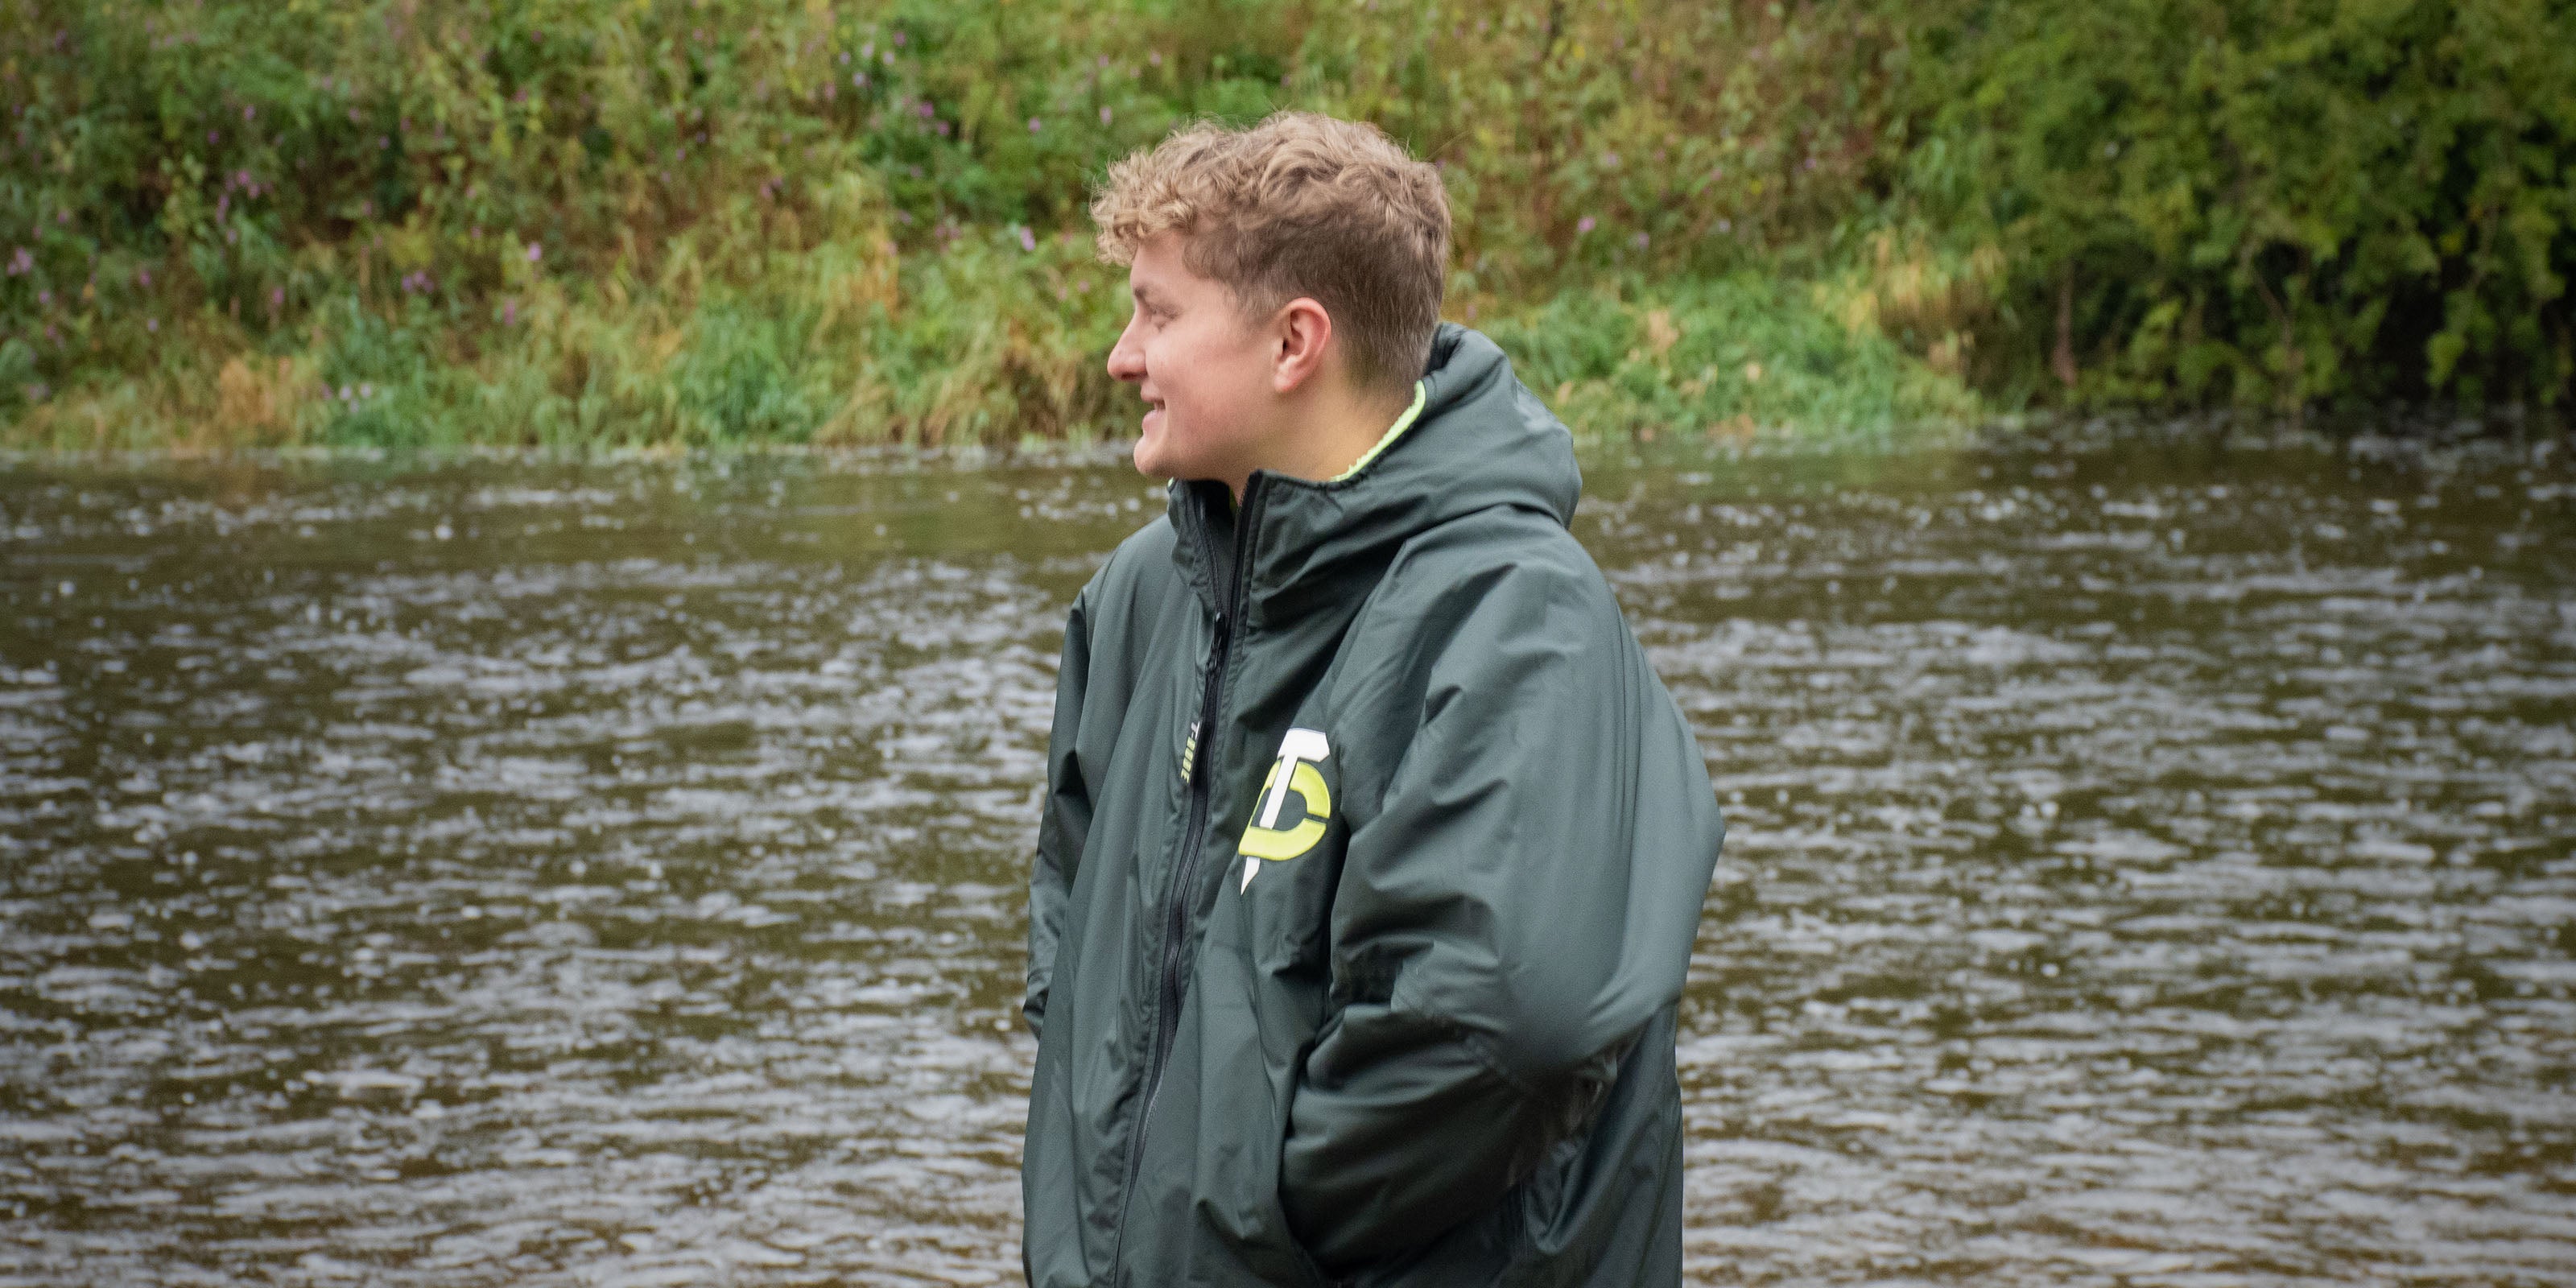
left=2, top=439, right=2572, bottom=1285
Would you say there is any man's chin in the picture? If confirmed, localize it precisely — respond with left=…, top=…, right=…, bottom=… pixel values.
left=1131, top=433, right=1203, bottom=483
left=1130, top=436, right=1174, bottom=481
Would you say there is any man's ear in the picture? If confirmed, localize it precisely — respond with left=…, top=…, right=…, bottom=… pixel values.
left=1271, top=297, right=1335, bottom=394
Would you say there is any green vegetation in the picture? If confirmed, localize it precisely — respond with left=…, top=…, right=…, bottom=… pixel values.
left=1897, top=0, right=2576, bottom=421
left=1, top=0, right=2567, bottom=450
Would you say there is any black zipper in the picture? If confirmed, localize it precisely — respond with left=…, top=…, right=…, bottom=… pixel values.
left=1108, top=478, right=1261, bottom=1283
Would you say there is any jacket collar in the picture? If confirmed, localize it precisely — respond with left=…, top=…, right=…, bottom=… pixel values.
left=1166, top=324, right=1583, bottom=626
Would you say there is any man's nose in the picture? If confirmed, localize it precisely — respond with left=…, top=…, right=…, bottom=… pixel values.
left=1106, top=324, right=1145, bottom=383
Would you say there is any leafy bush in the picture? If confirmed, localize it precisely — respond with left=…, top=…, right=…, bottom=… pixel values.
left=1892, top=0, right=2576, bottom=415
left=2, top=0, right=2562, bottom=448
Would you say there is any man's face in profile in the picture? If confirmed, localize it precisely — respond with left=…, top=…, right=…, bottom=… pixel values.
left=1104, top=233, right=1284, bottom=486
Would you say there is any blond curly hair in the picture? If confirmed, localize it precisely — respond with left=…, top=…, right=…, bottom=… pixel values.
left=1091, top=111, right=1451, bottom=393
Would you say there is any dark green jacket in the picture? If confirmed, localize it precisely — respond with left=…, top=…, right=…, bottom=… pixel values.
left=1023, top=324, right=1724, bottom=1287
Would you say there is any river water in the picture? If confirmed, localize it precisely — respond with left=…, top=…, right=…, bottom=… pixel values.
left=3, top=436, right=2572, bottom=1286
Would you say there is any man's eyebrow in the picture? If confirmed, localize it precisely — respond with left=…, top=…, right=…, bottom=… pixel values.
left=1131, top=283, right=1166, bottom=308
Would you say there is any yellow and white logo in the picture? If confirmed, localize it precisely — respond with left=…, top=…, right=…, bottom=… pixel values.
left=1239, top=727, right=1331, bottom=891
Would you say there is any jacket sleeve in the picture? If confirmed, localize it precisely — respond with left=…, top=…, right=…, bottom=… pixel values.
left=1279, top=557, right=1722, bottom=1271
left=1024, top=588, right=1095, bottom=1039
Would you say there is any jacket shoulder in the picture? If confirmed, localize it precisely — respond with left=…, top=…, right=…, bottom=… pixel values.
left=1326, top=504, right=1641, bottom=729
left=1377, top=504, right=1622, bottom=634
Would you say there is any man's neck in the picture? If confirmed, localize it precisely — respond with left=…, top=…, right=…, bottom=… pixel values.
left=1228, top=386, right=1415, bottom=502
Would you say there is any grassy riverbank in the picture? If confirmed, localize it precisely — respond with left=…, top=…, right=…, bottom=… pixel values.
left=2, top=1, right=2567, bottom=449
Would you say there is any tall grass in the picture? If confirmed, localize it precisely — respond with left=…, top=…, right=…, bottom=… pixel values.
left=0, top=0, right=1978, bottom=449
left=5, top=0, right=2562, bottom=450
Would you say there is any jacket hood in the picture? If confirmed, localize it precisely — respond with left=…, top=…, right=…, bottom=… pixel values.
left=1167, top=323, right=1583, bottom=625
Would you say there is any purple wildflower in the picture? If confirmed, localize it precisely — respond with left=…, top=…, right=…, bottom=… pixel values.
left=146, top=318, right=157, bottom=332
left=502, top=299, right=517, bottom=325
left=1018, top=226, right=1037, bottom=252
left=270, top=287, right=284, bottom=305
left=854, top=72, right=867, bottom=88
left=6, top=247, right=29, bottom=275
left=1100, top=105, right=1113, bottom=125
left=1029, top=116, right=1042, bottom=133
left=892, top=30, right=905, bottom=46
left=526, top=241, right=543, bottom=264
left=1576, top=216, right=1596, bottom=233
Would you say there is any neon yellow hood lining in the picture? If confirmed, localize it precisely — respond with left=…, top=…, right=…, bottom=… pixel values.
left=1327, top=381, right=1429, bottom=483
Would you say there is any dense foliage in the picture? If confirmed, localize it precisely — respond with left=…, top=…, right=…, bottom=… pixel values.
left=1895, top=0, right=2576, bottom=418
left=0, top=0, right=2566, bottom=448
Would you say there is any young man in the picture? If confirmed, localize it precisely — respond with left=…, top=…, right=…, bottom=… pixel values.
left=1022, top=113, right=1724, bottom=1286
